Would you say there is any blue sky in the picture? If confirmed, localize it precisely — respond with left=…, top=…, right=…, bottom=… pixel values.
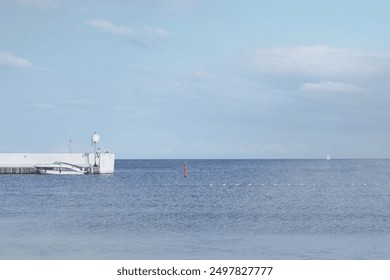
left=1, top=0, right=390, bottom=158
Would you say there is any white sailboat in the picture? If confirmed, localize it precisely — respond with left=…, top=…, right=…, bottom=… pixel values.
left=326, top=153, right=331, bottom=160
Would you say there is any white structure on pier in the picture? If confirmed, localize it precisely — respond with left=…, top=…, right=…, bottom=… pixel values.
left=0, top=133, right=115, bottom=174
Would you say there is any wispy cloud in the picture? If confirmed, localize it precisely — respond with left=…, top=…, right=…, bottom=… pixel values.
left=87, top=19, right=169, bottom=47
left=28, top=102, right=57, bottom=109
left=0, top=0, right=60, bottom=8
left=152, top=27, right=169, bottom=37
left=193, top=70, right=211, bottom=79
left=0, top=51, right=33, bottom=68
left=249, top=45, right=390, bottom=79
left=300, top=81, right=364, bottom=93
left=87, top=19, right=132, bottom=35
left=111, top=0, right=196, bottom=11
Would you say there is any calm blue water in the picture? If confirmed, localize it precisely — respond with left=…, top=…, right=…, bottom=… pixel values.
left=1, top=159, right=389, bottom=259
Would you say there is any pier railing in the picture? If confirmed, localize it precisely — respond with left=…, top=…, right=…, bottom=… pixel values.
left=0, top=166, right=37, bottom=174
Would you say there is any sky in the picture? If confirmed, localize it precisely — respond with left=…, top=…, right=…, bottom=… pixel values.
left=1, top=0, right=390, bottom=159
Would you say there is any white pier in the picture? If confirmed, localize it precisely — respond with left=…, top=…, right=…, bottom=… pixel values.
left=0, top=152, right=115, bottom=174
left=0, top=133, right=115, bottom=174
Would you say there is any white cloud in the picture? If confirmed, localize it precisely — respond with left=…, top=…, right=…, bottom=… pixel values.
left=155, top=28, right=169, bottom=37
left=0, top=51, right=33, bottom=68
left=299, top=81, right=364, bottom=92
left=193, top=70, right=211, bottom=78
left=87, top=19, right=169, bottom=45
left=28, top=102, right=57, bottom=109
left=0, top=0, right=60, bottom=8
left=112, top=0, right=196, bottom=11
left=143, top=26, right=169, bottom=37
left=87, top=19, right=132, bottom=35
left=250, top=45, right=390, bottom=78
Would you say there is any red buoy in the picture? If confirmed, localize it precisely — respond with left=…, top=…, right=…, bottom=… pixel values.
left=184, top=162, right=188, bottom=178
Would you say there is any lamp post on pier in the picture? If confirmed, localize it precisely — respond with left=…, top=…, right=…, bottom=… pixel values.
left=91, top=132, right=100, bottom=167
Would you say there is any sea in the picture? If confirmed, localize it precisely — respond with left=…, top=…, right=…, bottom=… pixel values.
left=0, top=159, right=389, bottom=260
